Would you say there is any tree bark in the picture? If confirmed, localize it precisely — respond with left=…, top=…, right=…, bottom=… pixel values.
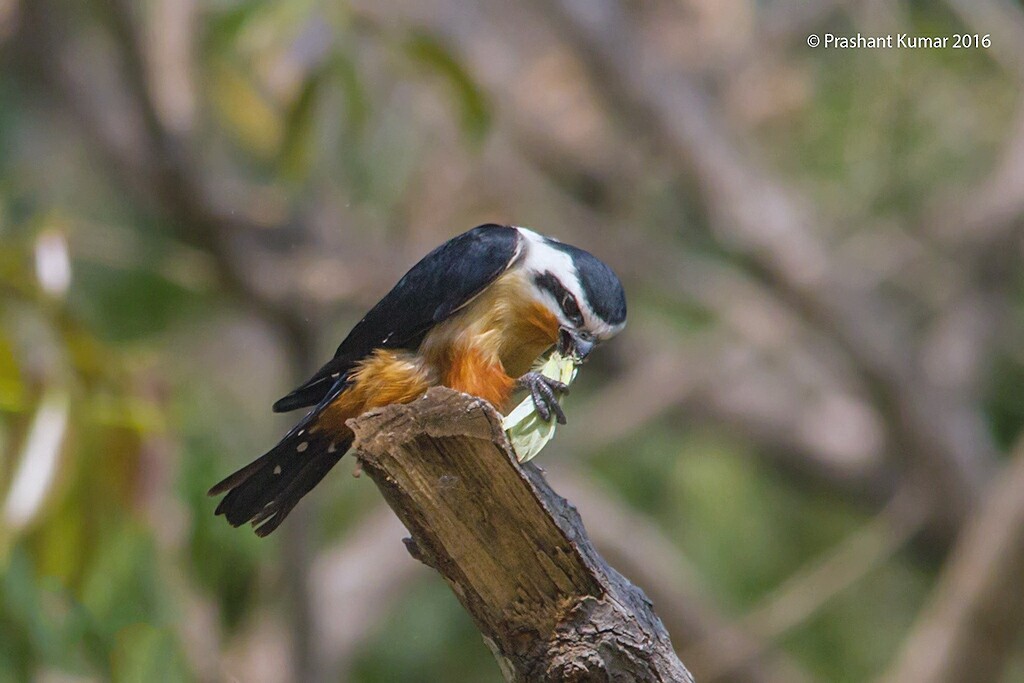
left=348, top=387, right=693, bottom=683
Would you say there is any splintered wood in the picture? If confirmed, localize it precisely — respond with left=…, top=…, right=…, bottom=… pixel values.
left=348, top=387, right=692, bottom=683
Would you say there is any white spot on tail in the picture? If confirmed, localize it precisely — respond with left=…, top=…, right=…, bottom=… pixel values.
left=328, top=442, right=337, bottom=453
left=273, top=465, right=282, bottom=475
left=297, top=441, right=309, bottom=452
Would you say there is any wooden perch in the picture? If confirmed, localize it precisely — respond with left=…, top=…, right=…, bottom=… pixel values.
left=348, top=387, right=693, bottom=683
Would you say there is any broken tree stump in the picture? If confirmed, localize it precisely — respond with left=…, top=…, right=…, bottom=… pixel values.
left=348, top=387, right=693, bottom=682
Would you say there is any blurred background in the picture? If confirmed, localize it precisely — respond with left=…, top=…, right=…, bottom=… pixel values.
left=1, top=0, right=1023, bottom=681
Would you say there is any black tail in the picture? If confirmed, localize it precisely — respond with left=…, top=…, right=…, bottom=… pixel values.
left=208, top=414, right=351, bottom=537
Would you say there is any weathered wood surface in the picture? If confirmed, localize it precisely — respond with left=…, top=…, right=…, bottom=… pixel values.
left=349, top=387, right=693, bottom=682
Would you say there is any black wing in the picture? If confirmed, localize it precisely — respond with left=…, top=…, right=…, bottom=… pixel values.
left=273, top=223, right=521, bottom=412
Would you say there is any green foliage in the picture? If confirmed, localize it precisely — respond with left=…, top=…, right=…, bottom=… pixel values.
left=352, top=580, right=502, bottom=683
left=179, top=425, right=262, bottom=631
left=766, top=10, right=1013, bottom=224
left=1, top=546, right=129, bottom=679
left=110, top=623, right=190, bottom=683
left=0, top=561, right=185, bottom=683
left=204, top=0, right=275, bottom=51
left=591, top=424, right=928, bottom=681
left=280, top=64, right=331, bottom=182
left=79, top=527, right=165, bottom=640
left=1, top=1, right=1021, bottom=680
left=404, top=33, right=493, bottom=145
left=784, top=554, right=927, bottom=683
left=985, top=351, right=1024, bottom=451
left=71, top=262, right=196, bottom=342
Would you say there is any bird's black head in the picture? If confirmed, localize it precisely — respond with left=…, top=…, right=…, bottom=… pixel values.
left=516, top=227, right=627, bottom=360
left=549, top=242, right=627, bottom=330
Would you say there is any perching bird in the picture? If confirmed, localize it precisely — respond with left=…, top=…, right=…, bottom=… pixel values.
left=209, top=224, right=626, bottom=536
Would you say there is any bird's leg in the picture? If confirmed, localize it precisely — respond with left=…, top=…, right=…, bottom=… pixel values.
left=515, top=372, right=570, bottom=425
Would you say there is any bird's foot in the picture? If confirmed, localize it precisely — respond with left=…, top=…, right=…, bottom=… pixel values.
left=516, top=372, right=569, bottom=425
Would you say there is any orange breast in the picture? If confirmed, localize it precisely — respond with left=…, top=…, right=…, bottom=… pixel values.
left=419, top=270, right=560, bottom=411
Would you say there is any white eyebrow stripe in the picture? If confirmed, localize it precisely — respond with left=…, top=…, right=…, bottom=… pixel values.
left=513, top=226, right=622, bottom=340
left=514, top=227, right=577, bottom=283
left=520, top=227, right=623, bottom=335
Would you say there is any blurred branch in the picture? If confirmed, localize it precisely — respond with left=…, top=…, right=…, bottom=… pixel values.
left=480, top=134, right=901, bottom=507
left=561, top=326, right=896, bottom=506
left=759, top=0, right=863, bottom=46
left=349, top=388, right=693, bottom=682
left=344, top=0, right=906, bottom=512
left=311, top=507, right=425, bottom=678
left=927, top=101, right=1024, bottom=249
left=686, top=487, right=929, bottom=682
left=15, top=0, right=313, bottom=348
left=881, top=439, right=1024, bottom=683
left=922, top=98, right=1024, bottom=381
left=91, top=2, right=323, bottom=679
left=942, top=0, right=1024, bottom=82
left=364, top=0, right=987, bottom=540
left=914, top=98, right=1024, bottom=419
left=12, top=2, right=326, bottom=680
left=533, top=0, right=998, bottom=531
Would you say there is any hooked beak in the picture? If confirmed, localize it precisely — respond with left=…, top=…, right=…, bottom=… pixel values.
left=557, top=327, right=595, bottom=362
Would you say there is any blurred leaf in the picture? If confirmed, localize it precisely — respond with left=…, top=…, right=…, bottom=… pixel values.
left=0, top=241, right=35, bottom=301
left=205, top=0, right=319, bottom=56
left=60, top=319, right=115, bottom=384
left=353, top=580, right=502, bottom=683
left=404, top=33, right=492, bottom=144
left=204, top=0, right=273, bottom=50
left=0, top=330, right=24, bottom=413
left=31, top=497, right=86, bottom=592
left=70, top=263, right=195, bottom=342
left=1, top=549, right=45, bottom=678
left=111, top=623, right=189, bottom=683
left=22, top=411, right=145, bottom=600
left=326, top=50, right=373, bottom=197
left=0, top=548, right=110, bottom=678
left=208, top=59, right=283, bottom=160
left=86, top=393, right=165, bottom=434
left=985, top=353, right=1024, bottom=450
left=279, top=66, right=330, bottom=181
left=180, top=424, right=261, bottom=631
left=334, top=51, right=370, bottom=138
left=80, top=526, right=165, bottom=639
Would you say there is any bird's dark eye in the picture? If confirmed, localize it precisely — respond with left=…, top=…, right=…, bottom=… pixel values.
left=560, top=294, right=584, bottom=327
left=536, top=271, right=585, bottom=327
